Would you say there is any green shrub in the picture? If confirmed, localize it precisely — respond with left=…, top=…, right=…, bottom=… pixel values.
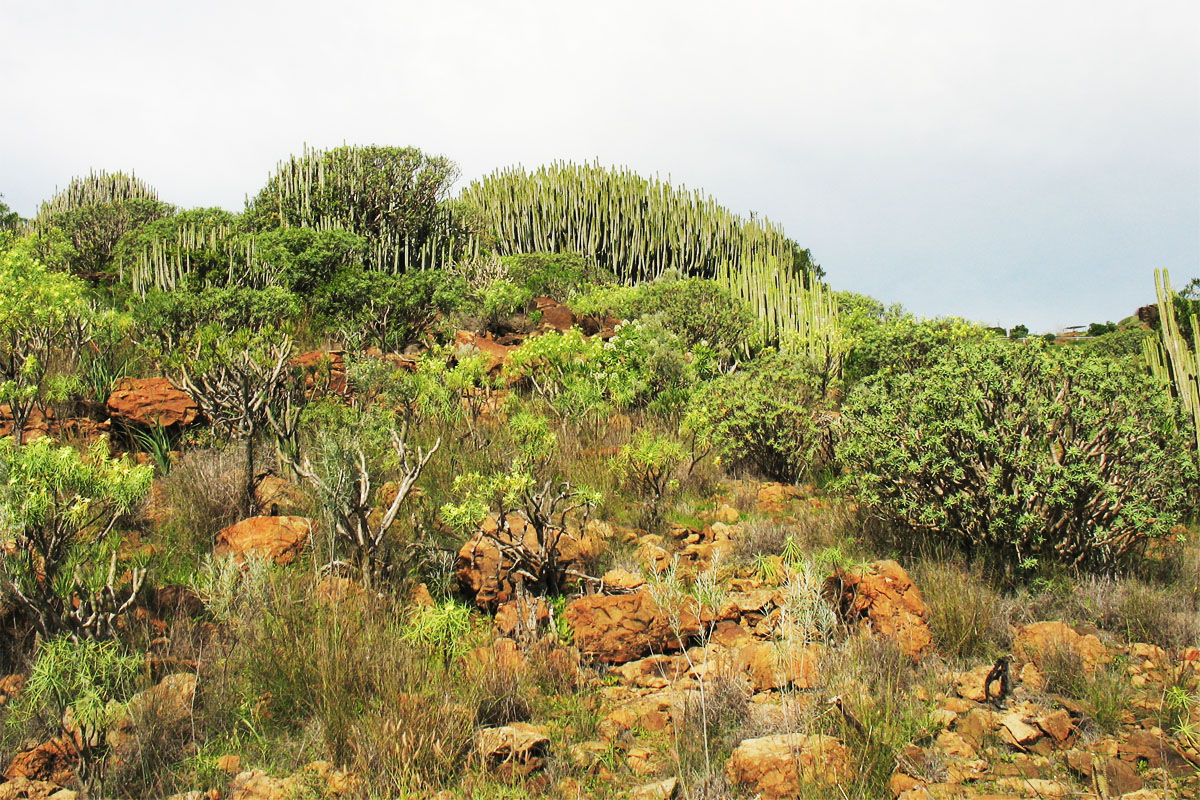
left=501, top=251, right=611, bottom=299
left=0, top=244, right=93, bottom=444
left=113, top=207, right=242, bottom=291
left=5, top=637, right=142, bottom=792
left=839, top=338, right=1197, bottom=572
left=684, top=353, right=833, bottom=482
left=254, top=227, right=364, bottom=295
left=842, top=315, right=993, bottom=385
left=247, top=145, right=471, bottom=271
left=0, top=436, right=153, bottom=640
left=323, top=268, right=467, bottom=351
left=133, top=286, right=301, bottom=350
left=613, top=430, right=687, bottom=531
left=626, top=275, right=755, bottom=363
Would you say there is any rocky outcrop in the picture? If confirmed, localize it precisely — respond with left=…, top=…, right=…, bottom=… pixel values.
left=3, top=737, right=77, bottom=786
left=455, top=513, right=602, bottom=609
left=289, top=350, right=348, bottom=396
left=565, top=590, right=696, bottom=664
left=214, top=516, right=311, bottom=565
left=477, top=723, right=549, bottom=778
left=726, top=734, right=852, bottom=798
left=454, top=331, right=515, bottom=375
left=1013, top=621, right=1110, bottom=672
left=824, top=559, right=932, bottom=659
left=0, top=777, right=77, bottom=800
left=107, top=673, right=197, bottom=770
left=106, top=377, right=198, bottom=429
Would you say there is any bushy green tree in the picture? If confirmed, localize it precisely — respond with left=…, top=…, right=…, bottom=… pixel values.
left=625, top=275, right=755, bottom=364
left=0, top=245, right=91, bottom=445
left=0, top=436, right=153, bottom=640
left=842, top=315, right=995, bottom=385
left=839, top=338, right=1196, bottom=572
left=35, top=172, right=172, bottom=278
left=111, top=206, right=255, bottom=293
left=0, top=193, right=22, bottom=235
left=683, top=353, right=834, bottom=482
left=6, top=637, right=142, bottom=791
left=247, top=145, right=470, bottom=271
left=614, top=430, right=687, bottom=531
left=322, top=268, right=467, bottom=352
left=176, top=325, right=296, bottom=514
left=440, top=471, right=600, bottom=598
left=501, top=251, right=612, bottom=299
left=255, top=227, right=365, bottom=295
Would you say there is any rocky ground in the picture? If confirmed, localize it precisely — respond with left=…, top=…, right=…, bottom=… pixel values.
left=0, top=478, right=1194, bottom=800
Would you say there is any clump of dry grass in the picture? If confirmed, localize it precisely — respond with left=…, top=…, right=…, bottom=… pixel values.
left=913, top=559, right=1015, bottom=662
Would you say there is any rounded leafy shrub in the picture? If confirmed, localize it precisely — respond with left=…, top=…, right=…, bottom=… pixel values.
left=626, top=275, right=756, bottom=363
left=683, top=353, right=834, bottom=482
left=839, top=338, right=1197, bottom=572
left=500, top=251, right=612, bottom=299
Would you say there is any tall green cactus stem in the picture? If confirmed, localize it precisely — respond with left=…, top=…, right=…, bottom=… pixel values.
left=460, top=161, right=833, bottom=357
left=35, top=171, right=159, bottom=221
left=1144, top=269, right=1200, bottom=451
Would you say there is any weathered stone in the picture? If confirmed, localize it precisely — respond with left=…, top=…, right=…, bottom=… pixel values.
left=107, top=377, right=198, bottom=429
left=1013, top=621, right=1109, bottom=672
left=1035, top=709, right=1073, bottom=743
left=107, top=673, right=197, bottom=769
left=998, top=712, right=1042, bottom=747
left=0, top=777, right=77, bottom=800
left=630, top=777, right=677, bottom=800
left=477, top=723, right=549, bottom=778
left=456, top=513, right=602, bottom=608
left=739, top=642, right=822, bottom=691
left=825, top=560, right=933, bottom=659
left=3, top=736, right=77, bottom=785
left=726, top=734, right=852, bottom=798
left=214, top=516, right=311, bottom=565
left=1066, top=751, right=1143, bottom=796
left=565, top=589, right=694, bottom=664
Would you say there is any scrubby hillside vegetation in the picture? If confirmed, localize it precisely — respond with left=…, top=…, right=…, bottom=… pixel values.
left=0, top=147, right=1197, bottom=800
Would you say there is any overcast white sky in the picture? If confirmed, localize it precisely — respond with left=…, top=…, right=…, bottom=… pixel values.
left=2, top=0, right=1197, bottom=331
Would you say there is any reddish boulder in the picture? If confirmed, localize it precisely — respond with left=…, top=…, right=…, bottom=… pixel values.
left=4, top=736, right=77, bottom=786
left=106, top=377, right=198, bottom=429
left=289, top=351, right=348, bottom=396
left=214, top=516, right=311, bottom=565
left=532, top=298, right=578, bottom=333
left=1013, top=621, right=1109, bottom=672
left=455, top=513, right=602, bottom=609
left=454, top=331, right=515, bottom=374
left=477, top=723, right=550, bottom=778
left=824, top=560, right=932, bottom=659
left=564, top=589, right=696, bottom=664
left=726, top=734, right=852, bottom=798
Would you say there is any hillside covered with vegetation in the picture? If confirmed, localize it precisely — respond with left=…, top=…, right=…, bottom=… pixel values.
left=0, top=145, right=1196, bottom=800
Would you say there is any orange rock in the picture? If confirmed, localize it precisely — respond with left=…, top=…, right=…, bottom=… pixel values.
left=1013, top=622, right=1109, bottom=672
left=214, top=516, right=311, bottom=565
left=726, top=734, right=852, bottom=798
left=825, top=560, right=933, bottom=659
left=565, top=590, right=693, bottom=664
left=289, top=351, right=348, bottom=396
left=477, top=723, right=549, bottom=778
left=107, top=377, right=198, bottom=428
left=3, top=735, right=77, bottom=786
left=455, top=514, right=602, bottom=608
left=739, top=642, right=823, bottom=691
left=454, top=330, right=515, bottom=375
